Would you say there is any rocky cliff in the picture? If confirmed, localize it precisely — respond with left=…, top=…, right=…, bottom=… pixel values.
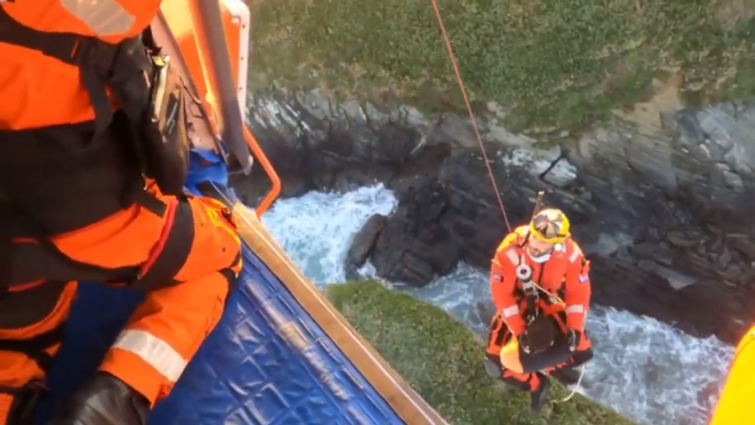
left=236, top=0, right=755, bottom=345
left=233, top=87, right=755, bottom=346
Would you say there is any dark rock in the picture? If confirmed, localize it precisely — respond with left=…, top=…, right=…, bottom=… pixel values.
left=665, top=229, right=700, bottom=249
left=370, top=180, right=463, bottom=285
left=728, top=234, right=755, bottom=260
left=344, top=214, right=388, bottom=280
left=475, top=301, right=496, bottom=327
left=630, top=241, right=659, bottom=257
left=589, top=256, right=745, bottom=342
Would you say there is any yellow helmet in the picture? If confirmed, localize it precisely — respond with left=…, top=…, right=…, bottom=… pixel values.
left=529, top=208, right=570, bottom=244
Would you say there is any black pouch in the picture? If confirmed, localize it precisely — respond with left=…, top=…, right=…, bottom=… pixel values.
left=520, top=341, right=574, bottom=373
left=139, top=54, right=191, bottom=196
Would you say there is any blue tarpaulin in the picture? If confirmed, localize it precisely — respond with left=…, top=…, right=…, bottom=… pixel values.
left=36, top=149, right=404, bottom=424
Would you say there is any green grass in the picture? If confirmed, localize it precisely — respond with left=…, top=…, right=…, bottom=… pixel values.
left=247, top=0, right=755, bottom=133
left=324, top=280, right=636, bottom=425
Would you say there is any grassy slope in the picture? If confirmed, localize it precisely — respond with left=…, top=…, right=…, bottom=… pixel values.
left=248, top=0, right=755, bottom=133
left=325, top=280, right=636, bottom=425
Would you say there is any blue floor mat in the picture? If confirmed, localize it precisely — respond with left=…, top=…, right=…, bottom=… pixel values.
left=148, top=244, right=403, bottom=424
left=40, top=245, right=404, bottom=424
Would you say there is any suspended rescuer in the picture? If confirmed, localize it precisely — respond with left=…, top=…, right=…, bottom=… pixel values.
left=484, top=207, right=594, bottom=413
left=0, top=1, right=242, bottom=424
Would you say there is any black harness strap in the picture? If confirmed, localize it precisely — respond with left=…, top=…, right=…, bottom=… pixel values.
left=0, top=208, right=11, bottom=299
left=0, top=320, right=67, bottom=425
left=1, top=193, right=193, bottom=295
left=1, top=200, right=137, bottom=287
left=0, top=9, right=189, bottom=295
left=0, top=320, right=67, bottom=373
left=0, top=7, right=144, bottom=135
left=516, top=233, right=568, bottom=324
left=0, top=7, right=166, bottom=197
left=0, top=6, right=166, bottom=129
left=132, top=197, right=195, bottom=290
left=11, top=239, right=138, bottom=285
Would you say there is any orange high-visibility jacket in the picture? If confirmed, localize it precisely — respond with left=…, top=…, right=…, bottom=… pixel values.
left=490, top=225, right=591, bottom=336
left=0, top=0, right=162, bottom=130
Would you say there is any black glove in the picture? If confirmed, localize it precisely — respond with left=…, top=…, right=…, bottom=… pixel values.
left=567, top=328, right=582, bottom=352
left=48, top=372, right=149, bottom=425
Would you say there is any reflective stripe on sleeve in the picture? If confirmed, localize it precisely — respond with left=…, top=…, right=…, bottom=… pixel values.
left=505, top=249, right=518, bottom=265
left=61, top=0, right=135, bottom=37
left=502, top=305, right=520, bottom=318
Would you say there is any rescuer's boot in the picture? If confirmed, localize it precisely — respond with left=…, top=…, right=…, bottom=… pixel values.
left=551, top=366, right=582, bottom=386
left=48, top=372, right=149, bottom=425
left=529, top=374, right=550, bottom=414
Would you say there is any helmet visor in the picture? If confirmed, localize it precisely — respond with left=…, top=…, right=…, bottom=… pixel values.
left=531, top=212, right=567, bottom=242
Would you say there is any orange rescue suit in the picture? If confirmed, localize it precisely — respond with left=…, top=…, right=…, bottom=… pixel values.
left=0, top=0, right=163, bottom=129
left=490, top=225, right=591, bottom=337
left=484, top=225, right=593, bottom=392
left=0, top=1, right=242, bottom=423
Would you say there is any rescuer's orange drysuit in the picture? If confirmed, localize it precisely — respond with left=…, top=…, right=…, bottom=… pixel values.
left=485, top=225, right=593, bottom=391
left=0, top=1, right=243, bottom=423
left=0, top=0, right=163, bottom=129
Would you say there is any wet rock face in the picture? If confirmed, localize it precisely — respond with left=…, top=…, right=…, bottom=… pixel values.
left=344, top=214, right=387, bottom=281
left=573, top=103, right=755, bottom=235
left=234, top=89, right=755, bottom=345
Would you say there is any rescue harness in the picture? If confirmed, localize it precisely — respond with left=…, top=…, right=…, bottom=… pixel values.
left=514, top=232, right=565, bottom=322
left=508, top=236, right=589, bottom=403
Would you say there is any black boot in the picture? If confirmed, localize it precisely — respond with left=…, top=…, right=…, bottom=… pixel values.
left=529, top=374, right=550, bottom=414
left=483, top=355, right=502, bottom=379
left=550, top=367, right=581, bottom=386
left=48, top=372, right=150, bottom=425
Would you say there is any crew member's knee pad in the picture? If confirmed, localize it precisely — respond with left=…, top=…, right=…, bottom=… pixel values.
left=166, top=195, right=242, bottom=284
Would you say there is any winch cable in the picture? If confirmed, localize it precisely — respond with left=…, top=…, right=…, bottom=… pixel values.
left=428, top=0, right=586, bottom=403
left=428, top=0, right=511, bottom=233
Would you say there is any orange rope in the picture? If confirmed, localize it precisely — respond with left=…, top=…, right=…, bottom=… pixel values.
left=429, top=0, right=512, bottom=233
